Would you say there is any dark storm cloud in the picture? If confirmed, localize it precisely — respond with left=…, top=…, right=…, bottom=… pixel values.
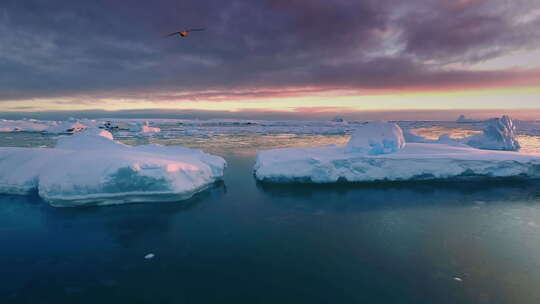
left=398, top=0, right=540, bottom=63
left=0, top=0, right=539, bottom=101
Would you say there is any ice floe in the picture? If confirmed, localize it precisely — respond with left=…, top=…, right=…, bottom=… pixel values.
left=255, top=122, right=540, bottom=183
left=0, top=129, right=226, bottom=206
left=254, top=143, right=540, bottom=183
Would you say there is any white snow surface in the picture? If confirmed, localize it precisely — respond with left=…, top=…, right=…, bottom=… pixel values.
left=0, top=129, right=226, bottom=206
left=345, top=122, right=405, bottom=155
left=254, top=143, right=540, bottom=183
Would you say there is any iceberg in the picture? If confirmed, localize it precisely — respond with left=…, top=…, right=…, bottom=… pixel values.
left=254, top=144, right=540, bottom=183
left=465, top=115, right=520, bottom=151
left=0, top=129, right=226, bottom=206
left=129, top=121, right=161, bottom=133
left=44, top=120, right=88, bottom=134
left=455, top=115, right=478, bottom=123
left=0, top=147, right=69, bottom=195
left=345, top=122, right=405, bottom=155
left=254, top=121, right=539, bottom=183
left=456, top=115, right=468, bottom=123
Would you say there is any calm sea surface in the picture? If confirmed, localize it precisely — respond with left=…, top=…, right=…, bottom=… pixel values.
left=1, top=127, right=540, bottom=304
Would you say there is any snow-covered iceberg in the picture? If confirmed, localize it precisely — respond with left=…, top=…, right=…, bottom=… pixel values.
left=465, top=115, right=521, bottom=151
left=254, top=144, right=540, bottom=183
left=254, top=122, right=539, bottom=183
left=0, top=129, right=226, bottom=206
left=345, top=122, right=405, bottom=155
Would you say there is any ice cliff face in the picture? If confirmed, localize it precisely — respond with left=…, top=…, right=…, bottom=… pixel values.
left=345, top=122, right=405, bottom=155
left=465, top=115, right=521, bottom=151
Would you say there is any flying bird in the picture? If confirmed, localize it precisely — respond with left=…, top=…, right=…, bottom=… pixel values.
left=166, top=28, right=206, bottom=38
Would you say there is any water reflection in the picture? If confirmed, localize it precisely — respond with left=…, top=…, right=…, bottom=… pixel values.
left=119, top=133, right=350, bottom=156
left=518, top=135, right=540, bottom=154
left=46, top=181, right=223, bottom=236
left=411, top=126, right=482, bottom=139
left=256, top=180, right=540, bottom=212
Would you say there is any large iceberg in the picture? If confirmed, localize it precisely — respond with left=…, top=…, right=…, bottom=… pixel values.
left=254, top=144, right=540, bottom=183
left=254, top=122, right=540, bottom=183
left=0, top=129, right=226, bottom=206
left=464, top=115, right=520, bottom=151
left=345, top=122, right=405, bottom=155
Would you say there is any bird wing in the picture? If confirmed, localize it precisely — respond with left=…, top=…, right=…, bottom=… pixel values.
left=166, top=32, right=181, bottom=37
left=187, top=28, right=206, bottom=32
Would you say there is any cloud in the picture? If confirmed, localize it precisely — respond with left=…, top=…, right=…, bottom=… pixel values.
left=0, top=0, right=539, bottom=104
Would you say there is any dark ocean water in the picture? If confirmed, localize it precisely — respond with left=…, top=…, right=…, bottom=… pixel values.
left=2, top=154, right=540, bottom=304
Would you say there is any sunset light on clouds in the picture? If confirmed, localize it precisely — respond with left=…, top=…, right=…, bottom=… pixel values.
left=1, top=0, right=539, bottom=117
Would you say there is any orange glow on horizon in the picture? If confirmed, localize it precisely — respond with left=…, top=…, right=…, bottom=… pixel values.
left=1, top=85, right=539, bottom=114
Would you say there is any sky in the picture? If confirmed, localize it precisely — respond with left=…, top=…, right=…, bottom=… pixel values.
left=0, top=0, right=539, bottom=119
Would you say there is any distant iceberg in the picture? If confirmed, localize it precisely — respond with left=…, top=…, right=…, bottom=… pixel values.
left=0, top=129, right=226, bottom=206
left=129, top=121, right=161, bottom=134
left=455, top=115, right=477, bottom=123
left=331, top=117, right=346, bottom=123
left=403, top=116, right=521, bottom=151
left=255, top=121, right=539, bottom=183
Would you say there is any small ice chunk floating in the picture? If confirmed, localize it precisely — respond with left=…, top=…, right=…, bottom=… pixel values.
left=0, top=129, right=226, bottom=207
left=129, top=121, right=161, bottom=133
left=254, top=121, right=540, bottom=184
